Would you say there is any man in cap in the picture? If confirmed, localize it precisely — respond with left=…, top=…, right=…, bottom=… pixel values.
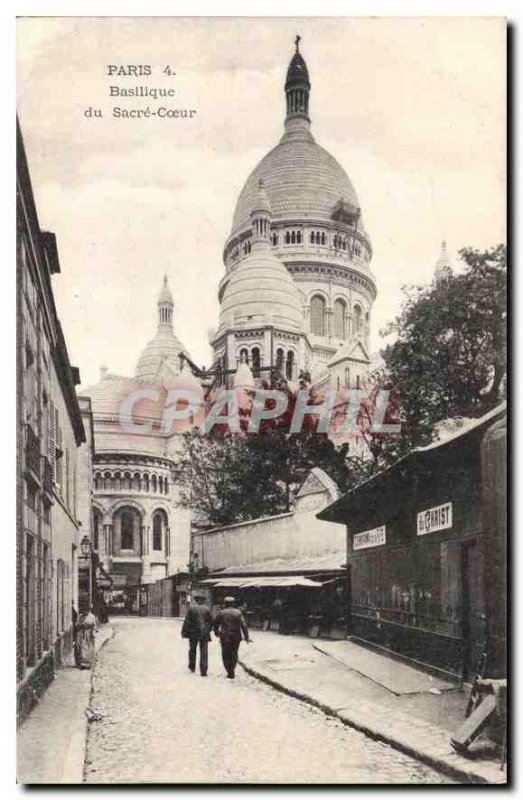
left=181, top=592, right=213, bottom=676
left=213, top=596, right=250, bottom=679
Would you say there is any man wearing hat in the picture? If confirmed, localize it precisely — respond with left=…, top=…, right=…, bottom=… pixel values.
left=213, top=596, right=250, bottom=679
left=181, top=592, right=213, bottom=676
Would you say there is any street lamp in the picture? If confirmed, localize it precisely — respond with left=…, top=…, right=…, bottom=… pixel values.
left=80, top=534, right=92, bottom=558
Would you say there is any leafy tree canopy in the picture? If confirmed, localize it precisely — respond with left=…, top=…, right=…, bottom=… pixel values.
left=378, top=244, right=506, bottom=461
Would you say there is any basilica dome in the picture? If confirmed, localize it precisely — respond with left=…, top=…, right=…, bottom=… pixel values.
left=231, top=131, right=361, bottom=236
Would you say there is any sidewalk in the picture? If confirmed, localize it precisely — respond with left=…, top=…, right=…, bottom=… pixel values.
left=17, top=623, right=114, bottom=784
left=239, top=631, right=507, bottom=785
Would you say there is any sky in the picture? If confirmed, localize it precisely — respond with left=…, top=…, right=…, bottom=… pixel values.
left=16, top=16, right=506, bottom=390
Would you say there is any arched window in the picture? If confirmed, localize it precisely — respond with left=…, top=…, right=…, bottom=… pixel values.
left=310, top=231, right=315, bottom=244
left=272, top=233, right=278, bottom=246
left=151, top=475, right=157, bottom=493
left=345, top=367, right=351, bottom=388
left=239, top=347, right=249, bottom=364
left=164, top=479, right=169, bottom=495
left=286, top=351, right=294, bottom=381
left=153, top=510, right=167, bottom=551
left=93, top=509, right=101, bottom=551
left=276, top=348, right=284, bottom=372
left=353, top=304, right=363, bottom=335
left=114, top=472, right=121, bottom=491
left=333, top=299, right=346, bottom=339
left=120, top=509, right=135, bottom=550
left=133, top=472, right=141, bottom=491
left=158, top=476, right=163, bottom=494
left=104, top=472, right=112, bottom=491
left=291, top=231, right=296, bottom=244
left=297, top=231, right=302, bottom=244
left=251, top=347, right=261, bottom=378
left=143, top=474, right=150, bottom=493
left=94, top=472, right=101, bottom=491
left=123, top=472, right=131, bottom=491
left=321, top=232, right=326, bottom=245
left=310, top=295, right=326, bottom=336
left=285, top=231, right=290, bottom=245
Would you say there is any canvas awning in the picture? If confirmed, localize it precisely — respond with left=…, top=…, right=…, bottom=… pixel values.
left=201, top=576, right=324, bottom=589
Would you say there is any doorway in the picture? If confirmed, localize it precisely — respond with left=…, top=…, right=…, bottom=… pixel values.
left=461, top=540, right=486, bottom=680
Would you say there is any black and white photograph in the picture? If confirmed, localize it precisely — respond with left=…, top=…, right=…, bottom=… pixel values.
left=13, top=11, right=507, bottom=787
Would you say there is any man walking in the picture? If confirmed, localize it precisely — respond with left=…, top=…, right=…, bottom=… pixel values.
left=213, top=596, right=250, bottom=679
left=181, top=593, right=213, bottom=676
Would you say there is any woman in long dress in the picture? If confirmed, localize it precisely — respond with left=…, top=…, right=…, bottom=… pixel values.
left=74, top=606, right=96, bottom=669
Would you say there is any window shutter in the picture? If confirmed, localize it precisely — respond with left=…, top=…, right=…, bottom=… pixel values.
left=48, top=403, right=56, bottom=481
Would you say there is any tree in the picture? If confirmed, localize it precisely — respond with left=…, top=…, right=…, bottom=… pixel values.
left=177, top=415, right=371, bottom=529
left=379, top=244, right=506, bottom=460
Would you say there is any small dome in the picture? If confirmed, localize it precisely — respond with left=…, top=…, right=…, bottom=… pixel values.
left=285, top=50, right=310, bottom=91
left=219, top=249, right=303, bottom=332
left=135, top=326, right=189, bottom=381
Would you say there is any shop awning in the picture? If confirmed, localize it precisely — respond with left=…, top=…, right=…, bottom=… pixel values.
left=203, top=576, right=325, bottom=589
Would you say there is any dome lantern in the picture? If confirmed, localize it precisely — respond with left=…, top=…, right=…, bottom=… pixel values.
left=285, top=36, right=311, bottom=125
left=158, top=275, right=174, bottom=327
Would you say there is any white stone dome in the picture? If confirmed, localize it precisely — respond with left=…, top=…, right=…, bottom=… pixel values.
left=135, top=326, right=189, bottom=381
left=231, top=126, right=362, bottom=237
left=219, top=248, right=303, bottom=332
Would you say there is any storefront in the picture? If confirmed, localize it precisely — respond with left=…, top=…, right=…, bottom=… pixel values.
left=199, top=553, right=348, bottom=638
left=318, top=404, right=506, bottom=680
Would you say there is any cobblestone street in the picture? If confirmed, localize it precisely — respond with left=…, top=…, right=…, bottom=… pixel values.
left=84, top=618, right=455, bottom=784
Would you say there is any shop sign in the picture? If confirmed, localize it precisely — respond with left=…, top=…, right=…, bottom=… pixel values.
left=353, top=525, right=386, bottom=550
left=417, top=502, right=453, bottom=536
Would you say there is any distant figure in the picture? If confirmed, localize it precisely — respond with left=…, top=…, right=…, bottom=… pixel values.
left=181, top=593, right=213, bottom=677
left=213, top=596, right=250, bottom=679
left=74, top=603, right=96, bottom=669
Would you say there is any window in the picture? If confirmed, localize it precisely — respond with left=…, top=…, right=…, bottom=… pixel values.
left=286, top=351, right=294, bottom=381
left=310, top=295, right=326, bottom=336
left=333, top=299, right=347, bottom=339
left=41, top=543, right=51, bottom=650
left=151, top=475, right=157, bottom=493
left=272, top=233, right=278, bottom=246
left=56, top=559, right=65, bottom=634
left=153, top=513, right=163, bottom=551
left=285, top=231, right=290, bottom=245
left=297, top=231, right=302, bottom=244
left=120, top=510, right=135, bottom=550
left=353, top=304, right=363, bottom=335
left=345, top=367, right=350, bottom=388
left=321, top=232, right=326, bottom=245
left=276, top=348, right=284, bottom=372
left=25, top=534, right=36, bottom=664
left=251, top=347, right=261, bottom=378
left=239, top=348, right=249, bottom=365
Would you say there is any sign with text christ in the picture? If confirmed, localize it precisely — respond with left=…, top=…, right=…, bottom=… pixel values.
left=417, top=502, right=453, bottom=536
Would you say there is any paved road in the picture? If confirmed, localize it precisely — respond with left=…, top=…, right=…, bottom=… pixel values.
left=84, top=617, right=455, bottom=784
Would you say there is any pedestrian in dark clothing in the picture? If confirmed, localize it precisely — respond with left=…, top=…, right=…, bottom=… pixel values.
left=213, top=596, right=250, bottom=679
left=181, top=593, right=213, bottom=676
